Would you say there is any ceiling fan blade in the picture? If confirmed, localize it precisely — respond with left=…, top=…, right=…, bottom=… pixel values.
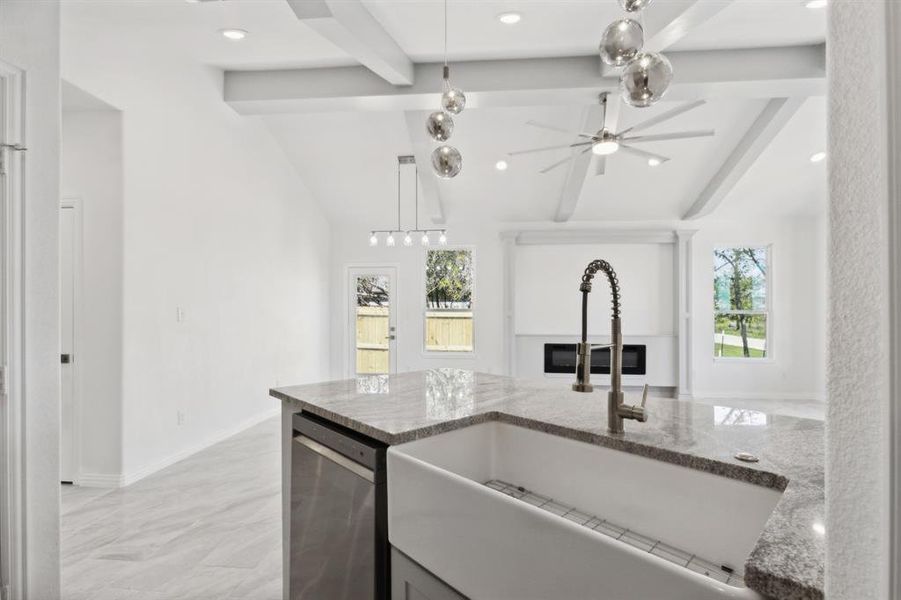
left=618, top=144, right=671, bottom=164
left=594, top=156, right=607, bottom=176
left=526, top=120, right=596, bottom=139
left=539, top=146, right=593, bottom=174
left=617, top=100, right=707, bottom=136
left=621, top=130, right=715, bottom=143
left=508, top=142, right=593, bottom=156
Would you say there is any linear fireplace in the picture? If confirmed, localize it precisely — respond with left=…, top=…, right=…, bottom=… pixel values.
left=543, top=343, right=647, bottom=376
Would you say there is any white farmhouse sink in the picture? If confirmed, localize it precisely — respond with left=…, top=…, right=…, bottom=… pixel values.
left=387, top=422, right=782, bottom=600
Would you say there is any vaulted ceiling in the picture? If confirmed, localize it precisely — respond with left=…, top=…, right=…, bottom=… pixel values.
left=61, top=0, right=827, bottom=226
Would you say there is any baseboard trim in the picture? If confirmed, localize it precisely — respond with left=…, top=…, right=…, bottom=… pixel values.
left=76, top=472, right=126, bottom=488
left=78, top=407, right=280, bottom=489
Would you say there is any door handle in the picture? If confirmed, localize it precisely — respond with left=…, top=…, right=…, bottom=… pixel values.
left=61, top=354, right=72, bottom=364
left=387, top=335, right=396, bottom=340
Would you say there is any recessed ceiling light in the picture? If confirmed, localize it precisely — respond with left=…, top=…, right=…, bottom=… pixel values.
left=812, top=522, right=825, bottom=535
left=498, top=12, right=522, bottom=25
left=804, top=0, right=827, bottom=8
left=648, top=158, right=661, bottom=167
left=495, top=160, right=509, bottom=171
left=220, top=28, right=248, bottom=41
left=810, top=151, right=826, bottom=163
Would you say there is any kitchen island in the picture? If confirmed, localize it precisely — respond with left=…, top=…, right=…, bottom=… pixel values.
left=271, top=369, right=824, bottom=600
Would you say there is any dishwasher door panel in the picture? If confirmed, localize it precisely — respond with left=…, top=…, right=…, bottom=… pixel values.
left=291, top=436, right=378, bottom=600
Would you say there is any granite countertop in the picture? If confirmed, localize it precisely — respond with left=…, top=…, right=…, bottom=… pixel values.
left=271, top=369, right=824, bottom=600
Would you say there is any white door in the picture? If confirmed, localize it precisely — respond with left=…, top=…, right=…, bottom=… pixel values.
left=348, top=267, right=397, bottom=377
left=59, top=205, right=76, bottom=483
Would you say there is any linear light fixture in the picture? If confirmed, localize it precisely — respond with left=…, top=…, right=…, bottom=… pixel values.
left=369, top=156, right=448, bottom=248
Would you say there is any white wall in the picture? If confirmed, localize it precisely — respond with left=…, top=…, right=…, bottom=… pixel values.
left=515, top=243, right=674, bottom=337
left=826, top=1, right=894, bottom=597
left=61, top=108, right=125, bottom=482
left=329, top=220, right=504, bottom=378
left=0, top=0, right=61, bottom=596
left=62, top=25, right=331, bottom=482
left=689, top=216, right=826, bottom=400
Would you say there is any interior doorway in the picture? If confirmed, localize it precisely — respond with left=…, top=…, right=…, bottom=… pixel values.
left=59, top=202, right=77, bottom=484
left=348, top=266, right=397, bottom=377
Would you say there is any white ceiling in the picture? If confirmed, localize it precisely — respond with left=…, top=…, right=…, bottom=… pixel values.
left=61, top=0, right=828, bottom=226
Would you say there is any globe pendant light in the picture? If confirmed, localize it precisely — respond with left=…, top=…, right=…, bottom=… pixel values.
left=619, top=0, right=654, bottom=12
left=599, top=19, right=643, bottom=67
left=426, top=110, right=454, bottom=142
left=441, top=66, right=467, bottom=115
left=595, top=0, right=673, bottom=109
left=432, top=145, right=463, bottom=179
left=427, top=0, right=464, bottom=178
left=620, top=51, right=673, bottom=107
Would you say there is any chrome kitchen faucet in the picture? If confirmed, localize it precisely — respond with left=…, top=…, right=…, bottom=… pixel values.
left=572, top=260, right=649, bottom=434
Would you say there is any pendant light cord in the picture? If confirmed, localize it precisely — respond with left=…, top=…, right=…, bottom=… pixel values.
left=397, top=161, right=401, bottom=232
left=443, top=0, right=448, bottom=68
left=415, top=164, right=419, bottom=230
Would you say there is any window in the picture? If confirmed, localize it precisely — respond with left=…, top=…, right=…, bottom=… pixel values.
left=424, top=249, right=474, bottom=352
left=713, top=247, right=769, bottom=359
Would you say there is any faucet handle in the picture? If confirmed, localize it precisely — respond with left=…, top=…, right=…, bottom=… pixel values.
left=619, top=384, right=650, bottom=423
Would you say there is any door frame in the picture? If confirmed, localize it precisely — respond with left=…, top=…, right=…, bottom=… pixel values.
left=0, top=58, right=26, bottom=600
left=345, top=264, right=399, bottom=378
left=59, top=199, right=83, bottom=485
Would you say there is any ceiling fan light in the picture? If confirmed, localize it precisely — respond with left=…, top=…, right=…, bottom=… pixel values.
left=592, top=140, right=620, bottom=156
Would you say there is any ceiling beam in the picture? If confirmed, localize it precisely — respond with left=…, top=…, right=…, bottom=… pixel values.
left=555, top=102, right=604, bottom=222
left=403, top=111, right=446, bottom=225
left=643, top=0, right=734, bottom=53
left=682, top=97, right=805, bottom=220
left=600, top=0, right=734, bottom=76
left=225, top=44, right=825, bottom=115
left=285, top=0, right=414, bottom=86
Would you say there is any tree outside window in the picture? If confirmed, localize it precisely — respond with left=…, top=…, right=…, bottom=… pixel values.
left=425, top=249, right=474, bottom=352
left=714, top=247, right=768, bottom=359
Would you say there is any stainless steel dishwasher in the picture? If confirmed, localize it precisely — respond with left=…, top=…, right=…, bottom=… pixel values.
left=291, top=412, right=389, bottom=600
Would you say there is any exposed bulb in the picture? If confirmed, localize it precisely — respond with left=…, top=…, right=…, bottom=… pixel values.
left=439, top=231, right=448, bottom=245
left=369, top=233, right=378, bottom=247
left=403, top=232, right=413, bottom=247
left=420, top=232, right=430, bottom=246
left=386, top=233, right=396, bottom=247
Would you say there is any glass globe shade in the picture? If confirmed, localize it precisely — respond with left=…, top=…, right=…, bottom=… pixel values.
left=441, top=87, right=467, bottom=114
left=431, top=145, right=463, bottom=179
left=426, top=111, right=454, bottom=142
left=599, top=19, right=643, bottom=67
left=439, top=231, right=448, bottom=245
left=420, top=233, right=430, bottom=246
left=369, top=233, right=378, bottom=247
left=620, top=52, right=673, bottom=108
left=386, top=233, right=396, bottom=247
left=403, top=233, right=413, bottom=247
left=619, top=0, right=653, bottom=12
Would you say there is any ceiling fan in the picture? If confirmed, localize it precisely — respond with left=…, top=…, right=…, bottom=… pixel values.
left=509, top=93, right=715, bottom=175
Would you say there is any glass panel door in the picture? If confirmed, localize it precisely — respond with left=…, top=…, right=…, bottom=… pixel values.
left=349, top=268, right=396, bottom=376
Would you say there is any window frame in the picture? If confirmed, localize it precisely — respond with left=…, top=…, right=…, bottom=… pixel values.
left=712, top=244, right=773, bottom=363
left=421, top=245, right=477, bottom=358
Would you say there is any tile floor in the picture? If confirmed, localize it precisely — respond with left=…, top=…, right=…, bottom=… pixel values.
left=61, top=418, right=282, bottom=600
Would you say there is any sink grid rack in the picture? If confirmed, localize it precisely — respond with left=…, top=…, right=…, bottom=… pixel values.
left=484, top=479, right=746, bottom=589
